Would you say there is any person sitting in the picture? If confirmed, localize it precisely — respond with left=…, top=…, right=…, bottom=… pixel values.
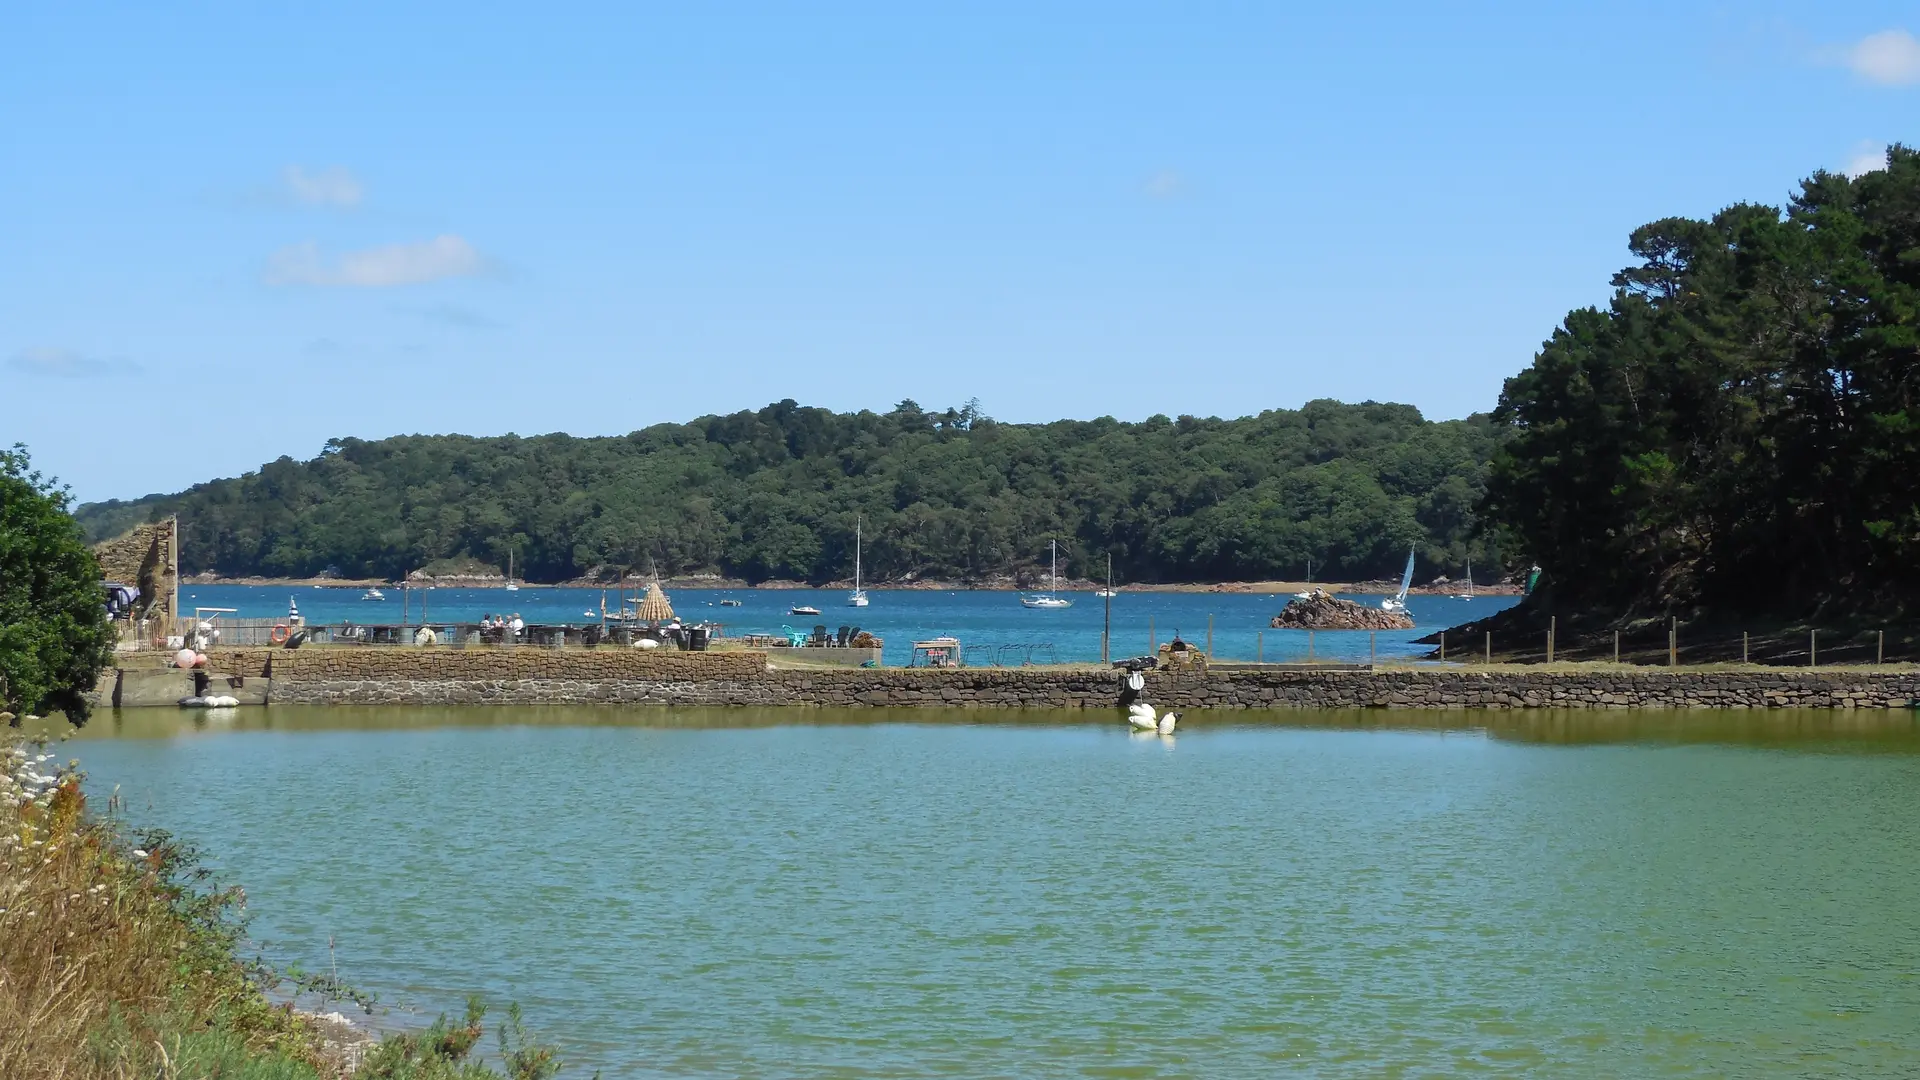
left=510, top=613, right=525, bottom=638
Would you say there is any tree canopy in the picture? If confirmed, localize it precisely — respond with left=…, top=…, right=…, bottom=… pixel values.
left=78, top=399, right=1505, bottom=587
left=1, top=446, right=115, bottom=722
left=1483, top=145, right=1920, bottom=617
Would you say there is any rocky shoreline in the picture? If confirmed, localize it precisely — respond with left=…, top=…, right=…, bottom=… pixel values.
left=1270, top=592, right=1416, bottom=630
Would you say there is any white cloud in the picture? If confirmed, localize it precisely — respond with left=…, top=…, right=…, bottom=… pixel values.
left=266, top=235, right=485, bottom=287
left=1845, top=29, right=1920, bottom=86
left=283, top=165, right=364, bottom=207
left=1145, top=170, right=1184, bottom=198
left=1845, top=141, right=1888, bottom=178
left=6, top=347, right=141, bottom=378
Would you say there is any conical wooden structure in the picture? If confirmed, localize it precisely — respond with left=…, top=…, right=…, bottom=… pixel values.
left=636, top=582, right=675, bottom=624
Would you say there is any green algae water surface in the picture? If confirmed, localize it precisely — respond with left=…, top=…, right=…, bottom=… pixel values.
left=57, top=707, right=1920, bottom=1078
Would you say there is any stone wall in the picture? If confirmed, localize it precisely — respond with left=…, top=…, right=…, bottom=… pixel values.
left=264, top=648, right=767, bottom=706
left=92, top=519, right=176, bottom=625
left=248, top=649, right=1920, bottom=709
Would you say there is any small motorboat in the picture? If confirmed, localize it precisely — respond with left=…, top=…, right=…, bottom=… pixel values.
left=789, top=605, right=822, bottom=616
left=361, top=588, right=386, bottom=601
left=719, top=599, right=743, bottom=607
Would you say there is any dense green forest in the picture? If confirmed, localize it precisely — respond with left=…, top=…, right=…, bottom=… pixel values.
left=78, top=399, right=1505, bottom=585
left=1484, top=145, right=1920, bottom=617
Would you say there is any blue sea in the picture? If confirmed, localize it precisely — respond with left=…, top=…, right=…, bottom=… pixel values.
left=181, top=584, right=1518, bottom=667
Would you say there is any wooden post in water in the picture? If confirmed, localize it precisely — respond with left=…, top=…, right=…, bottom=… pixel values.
left=1810, top=629, right=1817, bottom=668
left=1206, top=613, right=1214, bottom=660
left=1547, top=616, right=1556, bottom=663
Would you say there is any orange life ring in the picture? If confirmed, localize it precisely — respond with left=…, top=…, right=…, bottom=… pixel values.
left=270, top=624, right=291, bottom=644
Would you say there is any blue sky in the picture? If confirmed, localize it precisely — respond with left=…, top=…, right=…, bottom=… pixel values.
left=5, top=2, right=1918, bottom=503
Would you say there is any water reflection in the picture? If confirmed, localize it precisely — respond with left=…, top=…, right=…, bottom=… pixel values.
left=36, top=703, right=1920, bottom=752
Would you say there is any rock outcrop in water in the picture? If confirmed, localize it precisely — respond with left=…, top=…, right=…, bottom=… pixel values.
left=1270, top=591, right=1414, bottom=630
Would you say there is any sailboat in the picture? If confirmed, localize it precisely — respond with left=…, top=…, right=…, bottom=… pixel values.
left=1452, top=561, right=1475, bottom=601
left=1021, top=540, right=1073, bottom=608
left=504, top=547, right=519, bottom=592
left=1294, top=557, right=1318, bottom=599
left=848, top=521, right=870, bottom=607
left=1380, top=547, right=1414, bottom=614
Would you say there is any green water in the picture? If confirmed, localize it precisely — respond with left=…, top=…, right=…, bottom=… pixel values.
left=50, top=707, right=1920, bottom=1077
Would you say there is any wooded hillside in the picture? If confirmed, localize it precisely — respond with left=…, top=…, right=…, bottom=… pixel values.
left=78, top=399, right=1505, bottom=586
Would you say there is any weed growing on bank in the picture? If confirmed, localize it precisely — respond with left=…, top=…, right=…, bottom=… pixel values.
left=1, top=735, right=574, bottom=1080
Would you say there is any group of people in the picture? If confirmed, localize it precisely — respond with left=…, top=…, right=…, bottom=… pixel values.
left=483, top=613, right=525, bottom=637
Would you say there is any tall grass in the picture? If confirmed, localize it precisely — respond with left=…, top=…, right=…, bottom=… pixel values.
left=1, top=735, right=570, bottom=1080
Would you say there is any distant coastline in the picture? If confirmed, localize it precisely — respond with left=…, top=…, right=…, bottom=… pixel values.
left=182, top=571, right=1524, bottom=596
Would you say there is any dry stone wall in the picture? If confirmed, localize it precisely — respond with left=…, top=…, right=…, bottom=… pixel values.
left=242, top=648, right=1920, bottom=709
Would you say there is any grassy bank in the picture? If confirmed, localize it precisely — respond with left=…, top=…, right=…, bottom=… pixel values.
left=0, top=733, right=576, bottom=1080
left=1422, top=606, right=1920, bottom=668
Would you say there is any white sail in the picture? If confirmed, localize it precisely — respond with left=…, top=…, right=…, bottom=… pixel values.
left=1380, top=546, right=1414, bottom=613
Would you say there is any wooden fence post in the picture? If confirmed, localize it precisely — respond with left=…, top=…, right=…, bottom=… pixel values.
left=1485, top=631, right=1492, bottom=664
left=1440, top=631, right=1446, bottom=662
left=1207, top=613, right=1214, bottom=659
left=1668, top=617, right=1677, bottom=668
left=1308, top=629, right=1315, bottom=663
left=1878, top=629, right=1885, bottom=666
left=1257, top=630, right=1264, bottom=664
left=1810, top=629, right=1817, bottom=668
left=1742, top=631, right=1749, bottom=665
left=1547, top=616, right=1556, bottom=663
left=1149, top=616, right=1155, bottom=655
left=1369, top=631, right=1377, bottom=667
left=1613, top=630, right=1620, bottom=664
